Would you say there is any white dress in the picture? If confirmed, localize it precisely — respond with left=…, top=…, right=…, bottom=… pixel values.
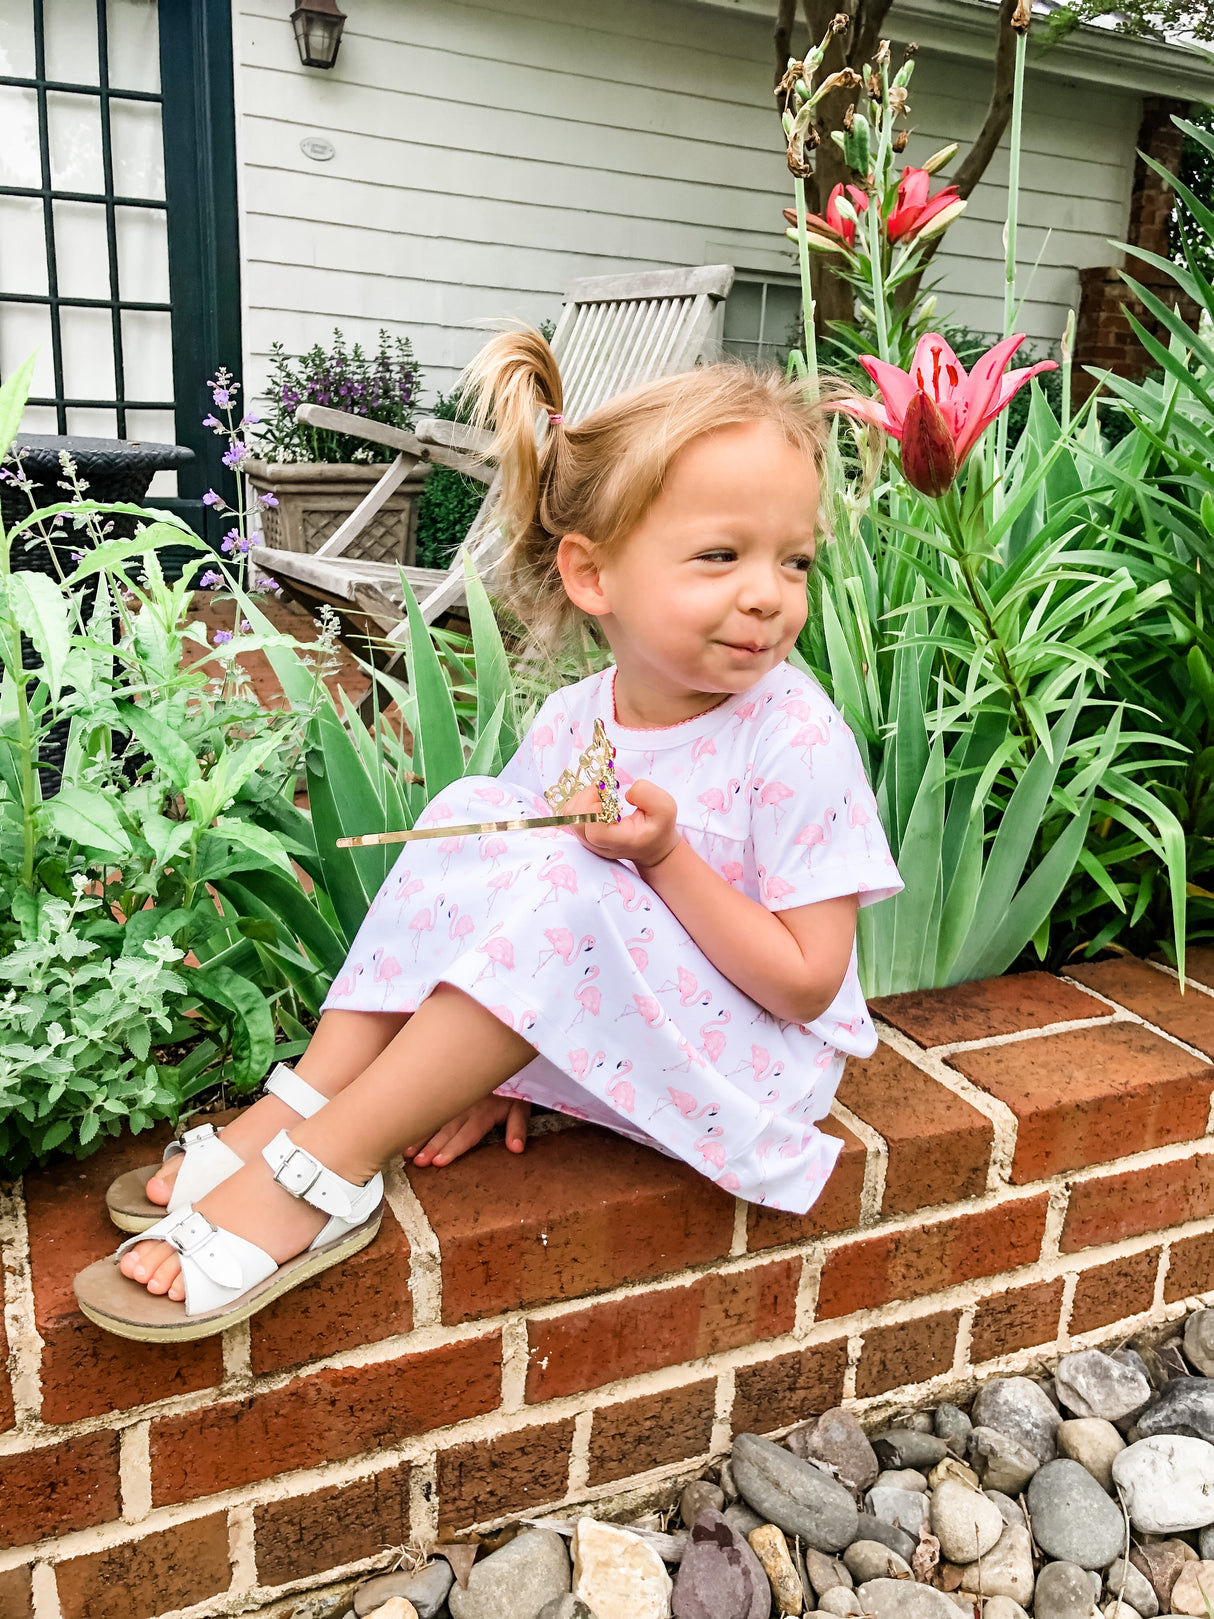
left=323, top=661, right=902, bottom=1213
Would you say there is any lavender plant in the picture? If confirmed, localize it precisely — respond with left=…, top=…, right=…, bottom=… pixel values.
left=256, top=329, right=420, bottom=464
left=198, top=367, right=282, bottom=643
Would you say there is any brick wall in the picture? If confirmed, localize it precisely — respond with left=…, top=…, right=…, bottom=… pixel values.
left=3, top=954, right=1214, bottom=1617
left=1073, top=95, right=1197, bottom=405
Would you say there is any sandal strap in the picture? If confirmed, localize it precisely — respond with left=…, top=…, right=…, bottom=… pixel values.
left=261, top=1130, right=379, bottom=1221
left=164, top=1125, right=244, bottom=1214
left=116, top=1206, right=277, bottom=1315
left=162, top=1120, right=218, bottom=1163
left=264, top=1063, right=328, bottom=1120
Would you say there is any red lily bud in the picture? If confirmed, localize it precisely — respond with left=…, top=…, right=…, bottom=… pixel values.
left=901, top=390, right=958, bottom=497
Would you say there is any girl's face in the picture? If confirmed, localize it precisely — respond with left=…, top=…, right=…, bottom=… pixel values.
left=558, top=420, right=820, bottom=726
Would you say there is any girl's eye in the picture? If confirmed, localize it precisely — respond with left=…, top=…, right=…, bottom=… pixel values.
left=697, top=550, right=736, bottom=562
left=787, top=555, right=814, bottom=572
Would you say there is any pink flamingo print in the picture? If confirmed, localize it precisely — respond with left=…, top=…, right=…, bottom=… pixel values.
left=387, top=870, right=424, bottom=920
left=473, top=926, right=515, bottom=981
left=698, top=778, right=741, bottom=829
left=790, top=719, right=831, bottom=773
left=604, top=1059, right=635, bottom=1113
left=571, top=965, right=602, bottom=1023
left=775, top=695, right=817, bottom=729
left=694, top=1127, right=727, bottom=1170
left=473, top=784, right=511, bottom=808
left=832, top=1013, right=868, bottom=1038
left=626, top=928, right=655, bottom=972
left=732, top=692, right=773, bottom=730
left=601, top=869, right=650, bottom=912
left=531, top=723, right=556, bottom=770
left=752, top=776, right=795, bottom=827
left=537, top=928, right=595, bottom=969
left=407, top=892, right=445, bottom=960
left=486, top=867, right=520, bottom=910
left=619, top=993, right=666, bottom=1028
left=719, top=861, right=745, bottom=887
left=757, top=866, right=797, bottom=905
left=794, top=808, right=836, bottom=868
left=447, top=904, right=475, bottom=946
left=699, top=1011, right=731, bottom=1065
left=689, top=734, right=717, bottom=774
left=479, top=835, right=509, bottom=867
left=728, top=1044, right=785, bottom=1087
left=715, top=1171, right=742, bottom=1193
left=567, top=1047, right=605, bottom=1085
left=658, top=966, right=712, bottom=1007
left=652, top=1087, right=720, bottom=1121
left=842, top=788, right=875, bottom=854
left=666, top=1035, right=708, bottom=1073
left=329, top=961, right=365, bottom=998
left=372, top=946, right=403, bottom=984
left=537, top=861, right=578, bottom=907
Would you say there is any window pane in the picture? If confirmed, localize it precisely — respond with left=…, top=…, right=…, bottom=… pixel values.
left=0, top=197, right=49, bottom=296
left=126, top=409, right=179, bottom=495
left=0, top=302, right=55, bottom=398
left=110, top=97, right=163, bottom=199
left=16, top=405, right=59, bottom=435
left=122, top=307, right=172, bottom=400
left=760, top=283, right=801, bottom=363
left=115, top=203, right=168, bottom=301
left=0, top=0, right=36, bottom=77
left=47, top=90, right=105, bottom=193
left=52, top=199, right=112, bottom=298
left=107, top=0, right=160, bottom=93
left=59, top=303, right=116, bottom=399
left=66, top=406, right=118, bottom=438
left=0, top=86, right=42, bottom=188
left=44, top=0, right=100, bottom=84
left=722, top=281, right=763, bottom=346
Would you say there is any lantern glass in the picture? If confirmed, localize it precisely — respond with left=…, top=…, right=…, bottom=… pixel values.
left=290, top=2, right=346, bottom=69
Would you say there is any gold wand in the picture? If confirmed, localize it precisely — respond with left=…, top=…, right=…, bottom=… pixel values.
left=336, top=720, right=621, bottom=849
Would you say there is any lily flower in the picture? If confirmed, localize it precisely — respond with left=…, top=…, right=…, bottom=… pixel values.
left=859, top=332, right=1058, bottom=496
left=784, top=181, right=869, bottom=248
left=885, top=166, right=963, bottom=242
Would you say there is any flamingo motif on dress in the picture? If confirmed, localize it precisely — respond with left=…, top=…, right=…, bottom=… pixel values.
left=688, top=734, right=717, bottom=776
left=842, top=788, right=875, bottom=854
left=407, top=892, right=445, bottom=960
left=619, top=993, right=665, bottom=1027
left=698, top=1011, right=731, bottom=1065
left=698, top=778, right=741, bottom=830
left=567, top=1047, right=605, bottom=1085
left=751, top=776, right=795, bottom=828
left=473, top=925, right=515, bottom=982
left=719, top=861, right=745, bottom=888
left=727, top=1044, right=785, bottom=1087
left=606, top=1060, right=635, bottom=1114
left=371, top=946, right=403, bottom=985
left=625, top=928, right=655, bottom=972
left=601, top=869, right=650, bottom=912
left=571, top=965, right=602, bottom=1024
left=665, top=1034, right=708, bottom=1073
left=657, top=966, right=712, bottom=1007
left=536, top=928, right=595, bottom=969
left=329, top=960, right=365, bottom=998
left=473, top=784, right=511, bottom=808
left=537, top=860, right=578, bottom=907
left=790, top=717, right=832, bottom=774
left=530, top=722, right=556, bottom=771
left=446, top=904, right=475, bottom=946
left=651, top=1087, right=720, bottom=1121
left=486, top=867, right=520, bottom=910
left=479, top=835, right=509, bottom=868
left=757, top=866, right=797, bottom=905
left=794, top=807, right=836, bottom=868
left=694, top=1126, right=727, bottom=1170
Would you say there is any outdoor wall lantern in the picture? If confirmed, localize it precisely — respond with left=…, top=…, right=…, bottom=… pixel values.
left=291, top=0, right=347, bottom=68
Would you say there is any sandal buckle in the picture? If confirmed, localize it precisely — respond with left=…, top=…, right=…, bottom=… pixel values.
left=179, top=1123, right=217, bottom=1148
left=166, top=1210, right=218, bottom=1256
left=272, top=1145, right=322, bottom=1199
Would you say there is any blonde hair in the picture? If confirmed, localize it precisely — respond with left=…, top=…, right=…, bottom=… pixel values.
left=462, top=325, right=880, bottom=645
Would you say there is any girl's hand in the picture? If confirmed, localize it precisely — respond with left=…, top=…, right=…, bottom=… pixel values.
left=567, top=780, right=681, bottom=869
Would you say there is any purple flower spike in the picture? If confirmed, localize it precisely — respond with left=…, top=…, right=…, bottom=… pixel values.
left=257, top=492, right=279, bottom=508
left=212, top=629, right=233, bottom=645
left=242, top=411, right=261, bottom=426
left=199, top=568, right=224, bottom=589
left=202, top=489, right=222, bottom=508
left=212, top=387, right=231, bottom=407
left=202, top=414, right=221, bottom=429
left=221, top=444, right=248, bottom=469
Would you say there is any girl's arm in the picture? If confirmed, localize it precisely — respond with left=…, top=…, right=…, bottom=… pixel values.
left=572, top=781, right=857, bottom=1025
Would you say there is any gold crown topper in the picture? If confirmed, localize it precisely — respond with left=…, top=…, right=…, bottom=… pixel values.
left=336, top=719, right=621, bottom=847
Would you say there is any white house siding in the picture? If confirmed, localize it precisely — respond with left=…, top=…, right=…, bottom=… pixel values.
left=232, top=0, right=1144, bottom=404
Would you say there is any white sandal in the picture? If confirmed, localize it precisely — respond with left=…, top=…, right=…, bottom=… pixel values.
left=75, top=1129, right=384, bottom=1342
left=104, top=1063, right=328, bottom=1233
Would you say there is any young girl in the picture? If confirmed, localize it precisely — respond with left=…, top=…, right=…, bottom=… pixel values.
left=76, top=333, right=902, bottom=1341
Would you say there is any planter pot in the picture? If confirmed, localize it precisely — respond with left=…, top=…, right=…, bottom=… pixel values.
left=243, top=458, right=431, bottom=565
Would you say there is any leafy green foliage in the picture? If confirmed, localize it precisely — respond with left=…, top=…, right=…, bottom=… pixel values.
left=256, top=329, right=420, bottom=464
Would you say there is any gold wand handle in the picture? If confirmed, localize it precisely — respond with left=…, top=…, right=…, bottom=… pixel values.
left=336, top=812, right=601, bottom=849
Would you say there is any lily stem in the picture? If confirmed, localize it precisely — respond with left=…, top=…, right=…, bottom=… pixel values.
left=995, top=27, right=1028, bottom=476
left=793, top=174, right=818, bottom=378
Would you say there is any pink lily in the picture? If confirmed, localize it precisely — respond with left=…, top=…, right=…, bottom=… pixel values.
left=886, top=166, right=964, bottom=243
left=859, top=332, right=1058, bottom=493
left=784, top=182, right=869, bottom=249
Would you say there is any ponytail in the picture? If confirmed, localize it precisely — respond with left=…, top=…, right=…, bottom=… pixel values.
left=462, top=326, right=564, bottom=555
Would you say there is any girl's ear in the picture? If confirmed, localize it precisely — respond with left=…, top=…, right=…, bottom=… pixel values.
left=557, top=533, right=610, bottom=615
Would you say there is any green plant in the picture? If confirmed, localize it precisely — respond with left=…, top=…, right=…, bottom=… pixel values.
left=257, top=329, right=420, bottom=463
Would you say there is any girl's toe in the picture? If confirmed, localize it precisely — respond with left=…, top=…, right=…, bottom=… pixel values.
left=146, top=1254, right=181, bottom=1295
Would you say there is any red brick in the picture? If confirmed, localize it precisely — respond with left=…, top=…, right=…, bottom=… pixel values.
left=251, top=1207, right=412, bottom=1376
left=150, top=1333, right=500, bottom=1506
left=856, top=1310, right=962, bottom=1397
left=817, top=1195, right=1049, bottom=1320
left=526, top=1260, right=798, bottom=1402
left=1070, top=957, right=1214, bottom=1056
left=838, top=1046, right=992, bottom=1214
left=970, top=1278, right=1065, bottom=1362
left=1166, top=1230, right=1214, bottom=1302
left=1069, top=1249, right=1160, bottom=1335
left=408, top=1126, right=734, bottom=1323
left=588, top=1381, right=716, bottom=1486
left=748, top=1115, right=864, bottom=1250
left=254, top=1466, right=410, bottom=1587
left=1062, top=1154, right=1214, bottom=1252
left=949, top=1021, right=1212, bottom=1183
left=437, top=1420, right=574, bottom=1529
left=730, top=1337, right=849, bottom=1433
left=0, top=1431, right=120, bottom=1550
left=871, top=971, right=1101, bottom=1047
left=23, top=1126, right=223, bottom=1423
left=55, top=1515, right=230, bottom=1619
left=1184, top=946, right=1214, bottom=991
left=0, top=1565, right=31, bottom=1617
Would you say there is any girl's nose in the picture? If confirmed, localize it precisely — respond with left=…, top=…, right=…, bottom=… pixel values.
left=737, top=571, right=783, bottom=614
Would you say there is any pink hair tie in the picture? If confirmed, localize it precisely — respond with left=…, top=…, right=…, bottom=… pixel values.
left=548, top=413, right=564, bottom=425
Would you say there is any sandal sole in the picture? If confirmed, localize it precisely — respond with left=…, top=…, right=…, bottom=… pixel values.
left=105, top=1109, right=249, bottom=1232
left=74, top=1209, right=383, bottom=1343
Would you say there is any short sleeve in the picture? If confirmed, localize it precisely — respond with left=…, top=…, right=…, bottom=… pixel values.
left=749, top=692, right=903, bottom=912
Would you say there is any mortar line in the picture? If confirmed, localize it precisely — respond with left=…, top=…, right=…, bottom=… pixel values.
left=0, top=1176, right=44, bottom=1425
left=829, top=1099, right=886, bottom=1225
left=953, top=1304, right=975, bottom=1378
left=567, top=1409, right=593, bottom=1495
left=1057, top=1271, right=1079, bottom=1345
left=30, top=1562, right=60, bottom=1619
left=227, top=1502, right=257, bottom=1594
left=927, top=1009, right=1118, bottom=1057
left=1058, top=973, right=1214, bottom=1068
left=728, top=1197, right=749, bottom=1257
left=1139, top=956, right=1214, bottom=999
left=408, top=1449, right=438, bottom=1549
left=793, top=1247, right=823, bottom=1337
left=383, top=1155, right=443, bottom=1328
left=222, top=1320, right=252, bottom=1388
left=119, top=1420, right=152, bottom=1523
left=499, top=1315, right=530, bottom=1411
left=710, top=1367, right=735, bottom=1456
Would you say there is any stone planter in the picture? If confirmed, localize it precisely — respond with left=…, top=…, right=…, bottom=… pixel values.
left=243, top=457, right=431, bottom=565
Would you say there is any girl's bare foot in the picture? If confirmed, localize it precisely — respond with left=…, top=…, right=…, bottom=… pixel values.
left=406, top=1096, right=530, bottom=1168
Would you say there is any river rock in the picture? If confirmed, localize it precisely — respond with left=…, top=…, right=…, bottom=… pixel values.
left=958, top=1524, right=1034, bottom=1606
left=1056, top=1351, right=1152, bottom=1424
left=537, top=1601, right=598, bottom=1619
left=1130, top=1539, right=1194, bottom=1610
left=732, top=1433, right=858, bottom=1553
left=972, top=1376, right=1062, bottom=1464
left=747, top=1525, right=803, bottom=1616
left=1101, top=1603, right=1142, bottom=1619
left=935, top=1404, right=973, bottom=1455
left=723, top=1504, right=764, bottom=1538
left=1113, top=1434, right=1214, bottom=1531
left=1105, top=1558, right=1159, bottom=1618
left=449, top=1529, right=571, bottom=1619
left=357, top=1564, right=454, bottom=1619
left=986, top=1489, right=1026, bottom=1528
left=1057, top=1417, right=1126, bottom=1493
left=671, top=1510, right=766, bottom=1619
left=851, top=1511, right=916, bottom=1561
left=1027, top=1458, right=1126, bottom=1568
left=787, top=1407, right=879, bottom=1491
left=854, top=1578, right=963, bottom=1616
left=680, top=1480, right=726, bottom=1529
left=870, top=1429, right=949, bottom=1471
left=818, top=1592, right=862, bottom=1616
left=572, top=1519, right=670, bottom=1619
left=981, top=1602, right=1030, bottom=1619
left=1137, top=1377, right=1214, bottom=1444
left=804, top=1549, right=851, bottom=1596
left=1202, top=1522, right=1214, bottom=1559
left=1035, top=1561, right=1103, bottom=1619
left=865, top=1485, right=930, bottom=1539
left=719, top=1460, right=739, bottom=1501
left=929, top=1478, right=1003, bottom=1564
left=1170, top=1560, right=1214, bottom=1616
left=1186, top=1313, right=1214, bottom=1377
left=874, top=1467, right=928, bottom=1493
left=363, top=1602, right=417, bottom=1619
left=842, top=1541, right=911, bottom=1583
left=968, top=1425, right=1040, bottom=1495
left=929, top=1456, right=979, bottom=1491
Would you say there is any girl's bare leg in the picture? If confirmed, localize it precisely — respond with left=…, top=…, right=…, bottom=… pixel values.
left=122, top=985, right=536, bottom=1299
left=146, top=1011, right=408, bottom=1206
